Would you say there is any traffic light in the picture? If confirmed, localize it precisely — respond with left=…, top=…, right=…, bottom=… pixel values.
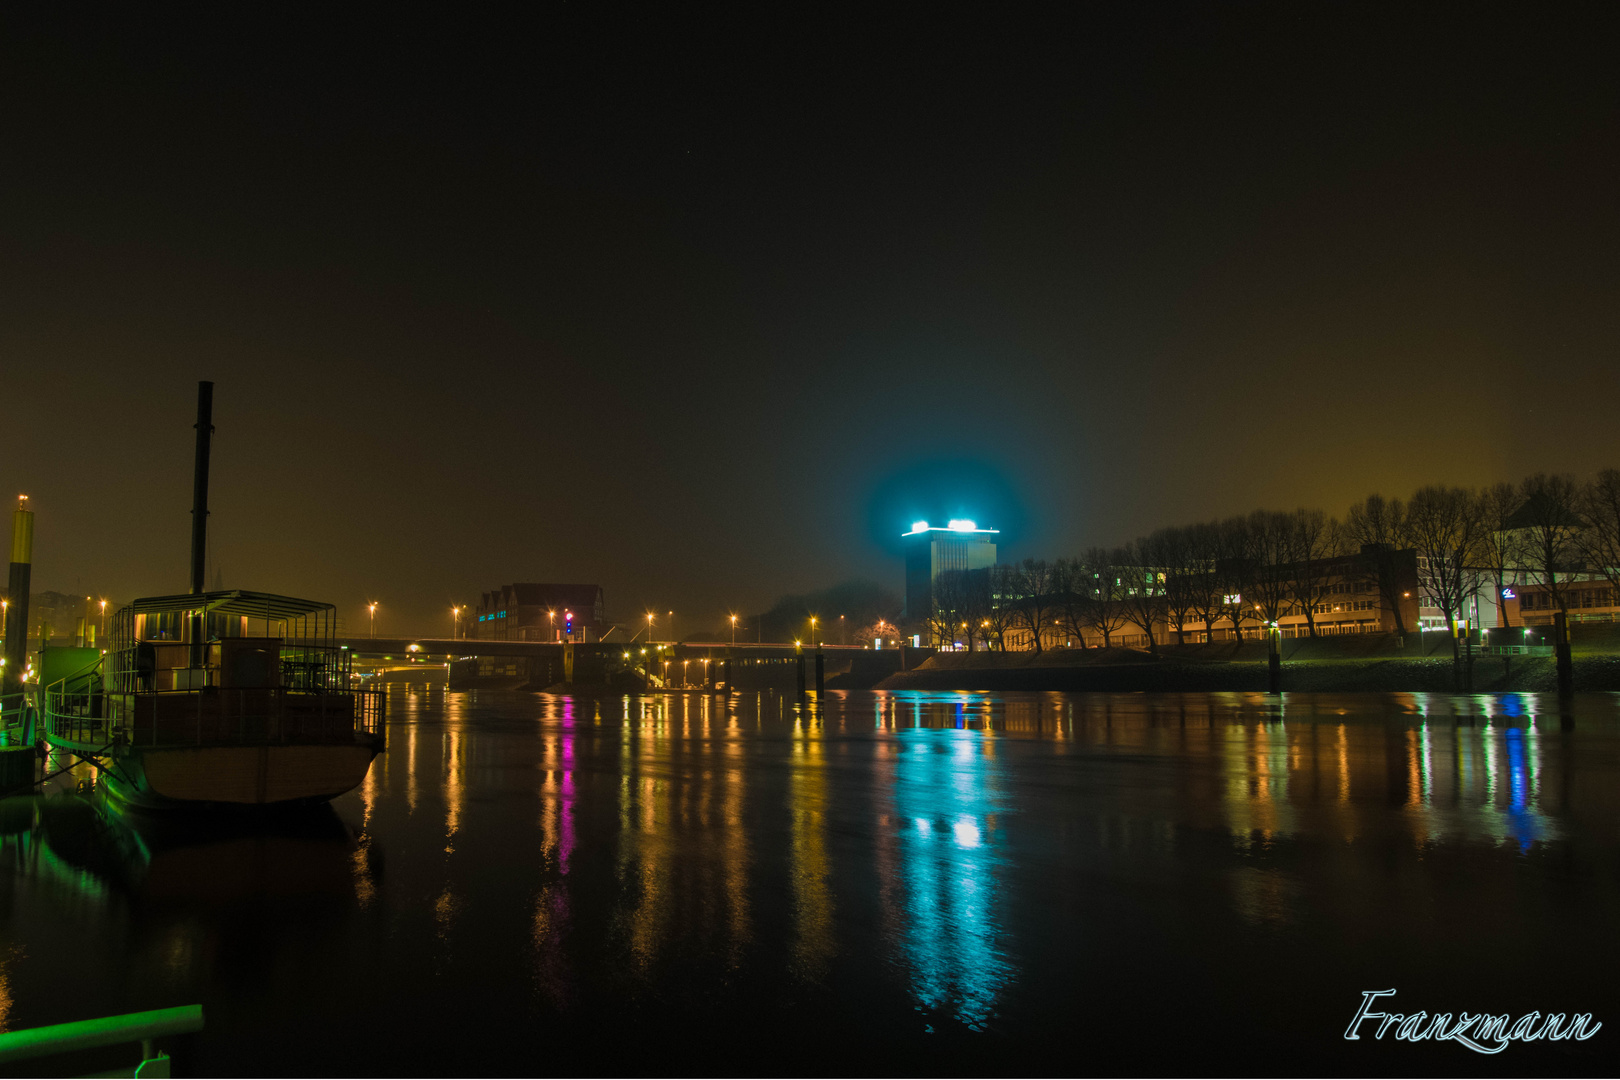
left=564, top=611, right=573, bottom=637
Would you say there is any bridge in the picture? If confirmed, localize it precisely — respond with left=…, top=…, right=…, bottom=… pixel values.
left=331, top=637, right=929, bottom=691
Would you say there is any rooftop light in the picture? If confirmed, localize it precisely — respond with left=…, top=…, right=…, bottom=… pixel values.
left=948, top=519, right=976, bottom=531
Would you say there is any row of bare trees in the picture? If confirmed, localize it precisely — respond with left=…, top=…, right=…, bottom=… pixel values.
left=927, top=469, right=1620, bottom=660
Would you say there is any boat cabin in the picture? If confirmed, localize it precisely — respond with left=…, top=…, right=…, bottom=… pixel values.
left=111, top=590, right=349, bottom=694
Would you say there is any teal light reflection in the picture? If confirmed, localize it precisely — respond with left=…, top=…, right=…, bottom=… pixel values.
left=892, top=728, right=1011, bottom=1031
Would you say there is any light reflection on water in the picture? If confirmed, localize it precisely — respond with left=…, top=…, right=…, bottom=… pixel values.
left=0, top=688, right=1616, bottom=1073
left=892, top=726, right=1009, bottom=1031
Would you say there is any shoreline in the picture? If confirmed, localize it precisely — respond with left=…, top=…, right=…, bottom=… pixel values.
left=875, top=651, right=1620, bottom=694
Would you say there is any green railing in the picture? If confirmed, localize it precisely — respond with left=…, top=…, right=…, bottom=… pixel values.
left=0, top=1003, right=203, bottom=1077
left=46, top=686, right=385, bottom=748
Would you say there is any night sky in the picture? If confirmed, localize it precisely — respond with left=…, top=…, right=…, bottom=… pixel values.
left=3, top=7, right=1615, bottom=635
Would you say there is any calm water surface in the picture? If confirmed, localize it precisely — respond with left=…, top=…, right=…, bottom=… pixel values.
left=3, top=689, right=1618, bottom=1075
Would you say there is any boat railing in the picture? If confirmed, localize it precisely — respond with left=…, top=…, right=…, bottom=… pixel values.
left=45, top=685, right=385, bottom=749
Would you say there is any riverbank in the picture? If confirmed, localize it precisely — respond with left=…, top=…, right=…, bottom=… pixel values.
left=875, top=630, right=1620, bottom=693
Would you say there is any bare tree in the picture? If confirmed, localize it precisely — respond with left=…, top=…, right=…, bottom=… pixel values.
left=1342, top=494, right=1413, bottom=637
left=1407, top=484, right=1490, bottom=681
left=1154, top=525, right=1202, bottom=646
left=1011, top=559, right=1059, bottom=652
left=982, top=564, right=1021, bottom=651
left=1052, top=557, right=1091, bottom=648
left=1079, top=546, right=1131, bottom=647
left=1284, top=508, right=1336, bottom=638
left=1216, top=516, right=1257, bottom=641
left=1509, top=473, right=1586, bottom=614
left=1244, top=510, right=1294, bottom=630
left=1476, top=481, right=1524, bottom=627
left=1184, top=521, right=1227, bottom=642
left=1577, top=469, right=1620, bottom=611
left=1116, top=536, right=1168, bottom=653
left=929, top=568, right=989, bottom=650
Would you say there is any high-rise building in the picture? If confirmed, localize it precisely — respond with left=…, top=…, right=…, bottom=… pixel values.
left=901, top=520, right=998, bottom=621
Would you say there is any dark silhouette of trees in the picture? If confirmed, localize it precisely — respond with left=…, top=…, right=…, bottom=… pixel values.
left=1244, top=510, right=1294, bottom=631
left=1216, top=516, right=1257, bottom=641
left=1509, top=473, right=1586, bottom=614
left=1577, top=469, right=1620, bottom=610
left=1407, top=484, right=1490, bottom=682
left=1154, top=526, right=1202, bottom=645
left=1078, top=547, right=1130, bottom=647
left=983, top=564, right=1020, bottom=651
left=1118, top=536, right=1167, bottom=654
left=1011, top=559, right=1059, bottom=652
left=929, top=568, right=988, bottom=650
left=1477, top=481, right=1524, bottom=627
left=1284, top=509, right=1336, bottom=638
left=1342, top=494, right=1412, bottom=637
left=1184, top=522, right=1226, bottom=643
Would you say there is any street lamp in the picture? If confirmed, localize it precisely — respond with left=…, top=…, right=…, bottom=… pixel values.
left=730, top=614, right=737, bottom=646
left=809, top=615, right=818, bottom=644
left=840, top=614, right=845, bottom=645
left=452, top=605, right=462, bottom=639
left=368, top=602, right=377, bottom=638
left=647, top=612, right=655, bottom=642
left=99, top=599, right=107, bottom=642
left=548, top=609, right=556, bottom=641
left=669, top=610, right=675, bottom=643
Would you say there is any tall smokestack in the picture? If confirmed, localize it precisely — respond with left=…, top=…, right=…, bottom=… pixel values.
left=189, top=381, right=214, bottom=670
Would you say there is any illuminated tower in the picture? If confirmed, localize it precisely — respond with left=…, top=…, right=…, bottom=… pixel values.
left=901, top=519, right=998, bottom=621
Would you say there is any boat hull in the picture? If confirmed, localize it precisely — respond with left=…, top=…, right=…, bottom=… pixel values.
left=54, top=740, right=381, bottom=810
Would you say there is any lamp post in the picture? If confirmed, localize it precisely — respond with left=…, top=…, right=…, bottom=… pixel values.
left=368, top=602, right=377, bottom=638
left=99, top=599, right=107, bottom=643
left=839, top=614, right=845, bottom=645
left=647, top=612, right=655, bottom=643
left=809, top=615, right=818, bottom=644
left=669, top=610, right=675, bottom=644
left=452, top=605, right=462, bottom=639
left=548, top=609, right=556, bottom=641
left=730, top=614, right=737, bottom=646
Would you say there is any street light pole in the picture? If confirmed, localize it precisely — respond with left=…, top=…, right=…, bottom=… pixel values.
left=368, top=602, right=377, bottom=638
left=730, top=614, right=737, bottom=646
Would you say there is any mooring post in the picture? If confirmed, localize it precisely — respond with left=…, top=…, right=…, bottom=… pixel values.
left=1554, top=611, right=1574, bottom=697
left=1267, top=623, right=1281, bottom=694
left=3, top=500, right=33, bottom=702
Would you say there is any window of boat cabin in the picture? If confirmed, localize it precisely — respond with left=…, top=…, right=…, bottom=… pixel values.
left=137, top=610, right=244, bottom=641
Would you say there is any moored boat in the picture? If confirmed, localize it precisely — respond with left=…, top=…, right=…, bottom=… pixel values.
left=43, top=589, right=384, bottom=809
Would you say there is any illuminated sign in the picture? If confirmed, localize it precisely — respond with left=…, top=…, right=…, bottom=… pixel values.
left=1501, top=588, right=1517, bottom=599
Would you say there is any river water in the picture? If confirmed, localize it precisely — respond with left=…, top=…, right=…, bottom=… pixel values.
left=2, top=689, right=1617, bottom=1075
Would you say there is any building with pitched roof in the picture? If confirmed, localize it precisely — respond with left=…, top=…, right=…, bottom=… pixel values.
left=472, top=583, right=606, bottom=641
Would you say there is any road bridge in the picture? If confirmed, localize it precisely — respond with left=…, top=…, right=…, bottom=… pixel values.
left=329, top=637, right=929, bottom=691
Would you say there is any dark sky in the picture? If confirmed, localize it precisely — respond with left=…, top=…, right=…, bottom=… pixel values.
left=3, top=6, right=1616, bottom=636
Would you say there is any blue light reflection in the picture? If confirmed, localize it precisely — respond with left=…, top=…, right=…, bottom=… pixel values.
left=892, top=727, right=1011, bottom=1031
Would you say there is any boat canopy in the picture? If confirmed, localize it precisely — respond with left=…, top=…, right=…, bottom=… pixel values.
left=124, top=590, right=336, bottom=619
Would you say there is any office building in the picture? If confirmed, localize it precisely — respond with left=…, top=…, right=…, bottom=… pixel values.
left=901, top=519, right=998, bottom=622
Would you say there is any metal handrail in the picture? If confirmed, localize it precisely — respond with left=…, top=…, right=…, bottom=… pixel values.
left=44, top=685, right=385, bottom=748
left=0, top=1004, right=203, bottom=1065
